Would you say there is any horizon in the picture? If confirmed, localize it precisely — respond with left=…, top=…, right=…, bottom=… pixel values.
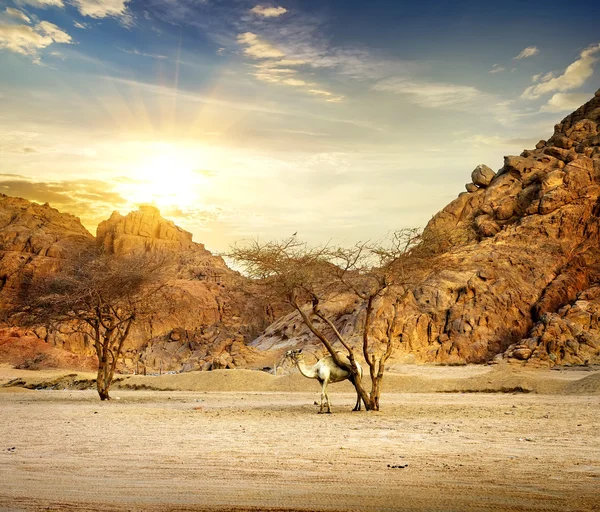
left=1, top=0, right=599, bottom=252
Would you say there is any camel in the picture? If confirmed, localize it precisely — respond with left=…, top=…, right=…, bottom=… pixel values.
left=285, top=349, right=363, bottom=413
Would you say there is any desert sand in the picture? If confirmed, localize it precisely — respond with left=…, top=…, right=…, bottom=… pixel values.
left=1, top=364, right=599, bottom=512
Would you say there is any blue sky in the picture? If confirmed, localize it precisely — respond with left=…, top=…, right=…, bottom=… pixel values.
left=0, top=0, right=599, bottom=251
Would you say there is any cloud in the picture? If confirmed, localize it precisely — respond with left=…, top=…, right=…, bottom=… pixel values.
left=14, top=0, right=64, bottom=7
left=250, top=59, right=344, bottom=101
left=238, top=32, right=344, bottom=102
left=237, top=32, right=284, bottom=59
left=489, top=64, right=505, bottom=74
left=0, top=177, right=127, bottom=211
left=118, top=47, right=167, bottom=59
left=255, top=58, right=307, bottom=68
left=459, top=134, right=539, bottom=149
left=250, top=5, right=287, bottom=18
left=4, top=8, right=31, bottom=23
left=0, top=177, right=131, bottom=232
left=540, top=92, right=592, bottom=113
left=373, top=78, right=483, bottom=109
left=36, top=21, right=72, bottom=43
left=0, top=21, right=71, bottom=64
left=514, top=46, right=539, bottom=60
left=71, top=0, right=131, bottom=21
left=522, top=43, right=600, bottom=99
left=307, top=89, right=343, bottom=103
left=532, top=71, right=554, bottom=83
left=73, top=20, right=89, bottom=29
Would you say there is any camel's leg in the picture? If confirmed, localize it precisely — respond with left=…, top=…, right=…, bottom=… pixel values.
left=318, top=380, right=325, bottom=413
left=353, top=390, right=361, bottom=411
left=323, top=380, right=331, bottom=413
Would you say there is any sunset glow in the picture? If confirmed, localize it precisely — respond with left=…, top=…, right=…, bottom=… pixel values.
left=117, top=143, right=212, bottom=211
left=0, top=0, right=599, bottom=251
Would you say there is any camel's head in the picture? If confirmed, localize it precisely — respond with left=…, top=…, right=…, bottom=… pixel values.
left=285, top=349, right=304, bottom=362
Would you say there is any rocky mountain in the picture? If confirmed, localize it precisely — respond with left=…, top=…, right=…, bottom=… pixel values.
left=2, top=90, right=600, bottom=371
left=0, top=195, right=95, bottom=310
left=0, top=201, right=275, bottom=372
left=254, top=89, right=600, bottom=367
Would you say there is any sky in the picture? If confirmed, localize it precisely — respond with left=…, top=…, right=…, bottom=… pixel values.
left=0, top=0, right=599, bottom=252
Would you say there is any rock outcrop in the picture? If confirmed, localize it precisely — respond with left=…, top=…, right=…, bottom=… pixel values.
left=0, top=195, right=95, bottom=309
left=0, top=200, right=275, bottom=373
left=98, top=205, right=201, bottom=255
left=253, top=89, right=600, bottom=367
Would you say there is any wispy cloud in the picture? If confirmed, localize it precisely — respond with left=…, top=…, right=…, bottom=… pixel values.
left=250, top=5, right=287, bottom=18
left=238, top=31, right=344, bottom=102
left=4, top=7, right=31, bottom=23
left=532, top=71, right=554, bottom=83
left=0, top=175, right=127, bottom=227
left=14, top=0, right=63, bottom=8
left=0, top=21, right=72, bottom=64
left=540, top=92, right=593, bottom=112
left=238, top=8, right=412, bottom=81
left=307, top=89, right=343, bottom=103
left=514, top=46, right=539, bottom=60
left=14, top=0, right=132, bottom=23
left=237, top=31, right=284, bottom=59
left=118, top=47, right=167, bottom=59
left=71, top=0, right=131, bottom=20
left=522, top=43, right=600, bottom=99
left=489, top=64, right=505, bottom=74
left=458, top=134, right=539, bottom=149
left=373, top=78, right=483, bottom=109
left=37, top=20, right=71, bottom=43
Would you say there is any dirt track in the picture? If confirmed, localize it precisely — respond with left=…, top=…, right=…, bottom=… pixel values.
left=1, top=382, right=599, bottom=511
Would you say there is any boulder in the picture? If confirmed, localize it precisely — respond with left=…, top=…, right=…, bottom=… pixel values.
left=471, top=164, right=495, bottom=187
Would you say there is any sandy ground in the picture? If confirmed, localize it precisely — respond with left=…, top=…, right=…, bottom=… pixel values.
left=1, top=365, right=600, bottom=512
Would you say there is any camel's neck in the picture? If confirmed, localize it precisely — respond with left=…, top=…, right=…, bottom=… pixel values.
left=295, top=358, right=318, bottom=379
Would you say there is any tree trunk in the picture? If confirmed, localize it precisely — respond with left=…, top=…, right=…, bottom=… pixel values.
left=96, top=360, right=111, bottom=401
left=370, top=374, right=383, bottom=411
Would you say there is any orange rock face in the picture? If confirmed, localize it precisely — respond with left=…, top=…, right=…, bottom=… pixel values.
left=0, top=201, right=274, bottom=372
left=254, top=89, right=600, bottom=367
left=0, top=195, right=95, bottom=309
left=97, top=205, right=199, bottom=254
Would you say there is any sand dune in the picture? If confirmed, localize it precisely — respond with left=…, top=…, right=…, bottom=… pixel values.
left=2, top=363, right=599, bottom=395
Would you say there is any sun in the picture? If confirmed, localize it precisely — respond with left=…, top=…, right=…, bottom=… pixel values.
left=118, top=142, right=211, bottom=212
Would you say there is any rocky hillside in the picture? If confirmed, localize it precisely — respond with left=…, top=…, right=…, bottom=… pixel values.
left=254, top=89, right=600, bottom=367
left=0, top=195, right=95, bottom=310
left=3, top=91, right=600, bottom=371
left=0, top=201, right=275, bottom=372
left=95, top=205, right=275, bottom=372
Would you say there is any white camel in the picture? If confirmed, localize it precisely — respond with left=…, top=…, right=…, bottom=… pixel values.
left=285, top=349, right=363, bottom=413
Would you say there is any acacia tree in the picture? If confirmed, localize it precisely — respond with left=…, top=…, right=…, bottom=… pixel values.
left=230, top=229, right=434, bottom=411
left=18, top=250, right=170, bottom=400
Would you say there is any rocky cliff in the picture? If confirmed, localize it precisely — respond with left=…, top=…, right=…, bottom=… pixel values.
left=94, top=206, right=274, bottom=372
left=0, top=195, right=95, bottom=310
left=0, top=201, right=275, bottom=372
left=253, top=89, right=600, bottom=367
